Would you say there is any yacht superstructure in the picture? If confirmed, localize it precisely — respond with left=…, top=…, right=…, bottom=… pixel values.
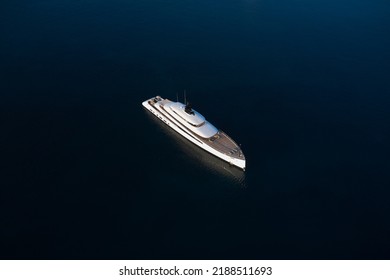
left=142, top=96, right=246, bottom=170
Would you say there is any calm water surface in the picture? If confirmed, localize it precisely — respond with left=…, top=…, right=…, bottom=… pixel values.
left=1, top=0, right=390, bottom=259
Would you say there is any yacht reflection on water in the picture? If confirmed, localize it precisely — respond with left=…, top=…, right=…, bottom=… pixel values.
left=144, top=110, right=246, bottom=186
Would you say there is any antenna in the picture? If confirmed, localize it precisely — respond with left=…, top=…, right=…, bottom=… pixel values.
left=176, top=92, right=178, bottom=102
left=184, top=90, right=187, bottom=105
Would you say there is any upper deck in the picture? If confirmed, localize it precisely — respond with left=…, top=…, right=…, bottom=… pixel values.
left=164, top=101, right=218, bottom=138
left=169, top=102, right=205, bottom=126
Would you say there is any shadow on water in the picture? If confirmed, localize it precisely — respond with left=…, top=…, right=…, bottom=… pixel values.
left=143, top=108, right=247, bottom=187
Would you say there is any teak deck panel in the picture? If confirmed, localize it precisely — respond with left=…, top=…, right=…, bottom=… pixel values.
left=204, top=131, right=244, bottom=160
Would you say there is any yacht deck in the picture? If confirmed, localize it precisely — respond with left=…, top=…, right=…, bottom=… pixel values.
left=204, top=131, right=244, bottom=160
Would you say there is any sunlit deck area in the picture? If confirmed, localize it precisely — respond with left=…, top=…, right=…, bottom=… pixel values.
left=205, top=131, right=244, bottom=160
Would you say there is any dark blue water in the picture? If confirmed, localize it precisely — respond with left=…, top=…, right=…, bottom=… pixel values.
left=1, top=0, right=390, bottom=259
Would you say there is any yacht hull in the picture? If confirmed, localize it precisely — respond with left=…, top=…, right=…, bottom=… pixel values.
left=142, top=97, right=246, bottom=170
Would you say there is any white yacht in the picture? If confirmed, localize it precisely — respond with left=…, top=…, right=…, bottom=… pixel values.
left=142, top=96, right=246, bottom=170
